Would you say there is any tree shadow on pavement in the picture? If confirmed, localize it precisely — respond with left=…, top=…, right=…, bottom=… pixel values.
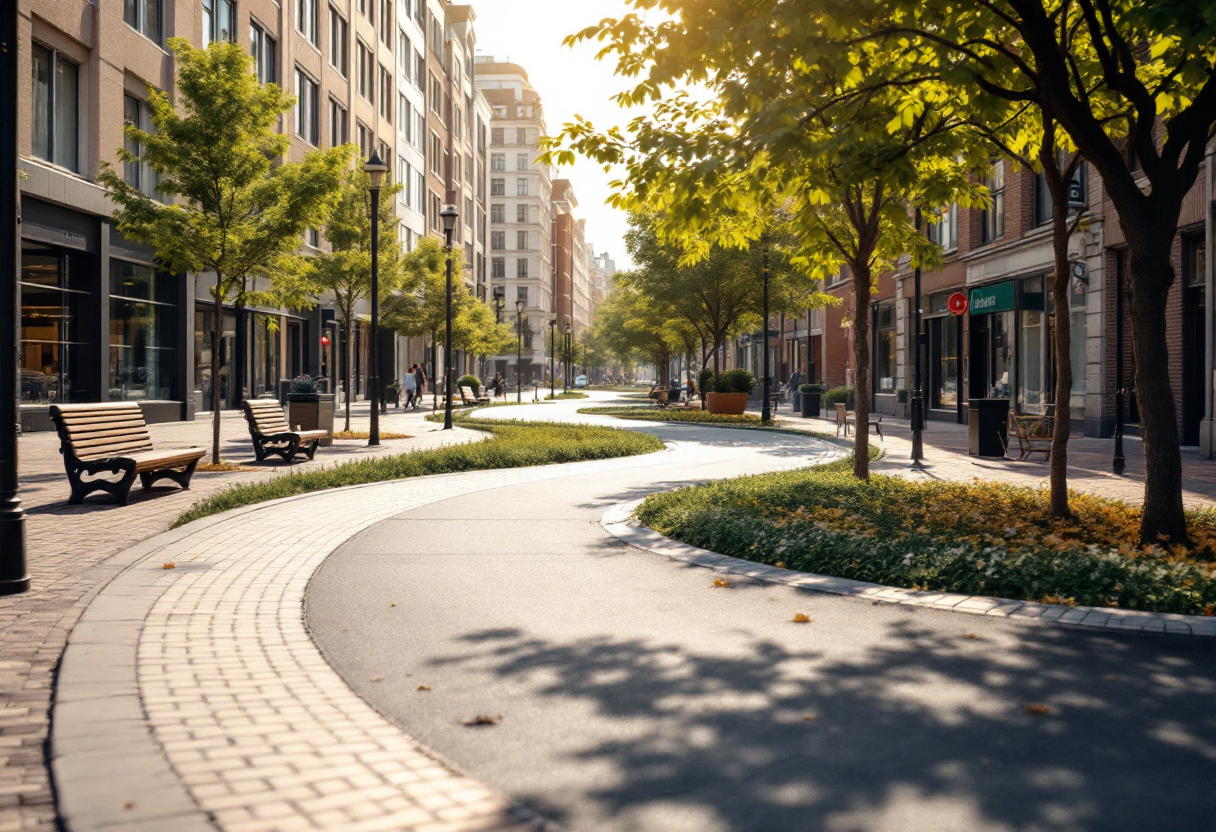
left=435, top=618, right=1216, bottom=832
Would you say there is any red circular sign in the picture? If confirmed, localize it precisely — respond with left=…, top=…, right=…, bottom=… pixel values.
left=320, top=335, right=331, bottom=347
left=947, top=292, right=968, bottom=316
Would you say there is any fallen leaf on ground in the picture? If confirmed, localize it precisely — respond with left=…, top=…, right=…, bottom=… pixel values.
left=1103, top=675, right=1120, bottom=681
left=713, top=578, right=730, bottom=588
left=369, top=677, right=384, bottom=682
left=462, top=714, right=501, bottom=727
left=793, top=613, right=812, bottom=623
left=803, top=714, right=817, bottom=722
left=124, top=803, right=135, bottom=810
left=417, top=685, right=431, bottom=691
left=1025, top=703, right=1052, bottom=715
left=390, top=603, right=396, bottom=607
left=966, top=633, right=977, bottom=639
left=162, top=563, right=175, bottom=570
left=775, top=561, right=786, bottom=569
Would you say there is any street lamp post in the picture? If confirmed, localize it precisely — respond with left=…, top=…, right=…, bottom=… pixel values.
left=761, top=246, right=772, bottom=423
left=549, top=317, right=557, bottom=399
left=439, top=204, right=459, bottom=430
left=363, top=152, right=388, bottom=447
left=0, top=2, right=29, bottom=595
left=564, top=321, right=572, bottom=392
left=1114, top=256, right=1126, bottom=475
left=515, top=300, right=524, bottom=403
left=911, top=207, right=925, bottom=466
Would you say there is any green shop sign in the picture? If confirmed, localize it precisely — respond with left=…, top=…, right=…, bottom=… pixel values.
left=970, top=281, right=1015, bottom=315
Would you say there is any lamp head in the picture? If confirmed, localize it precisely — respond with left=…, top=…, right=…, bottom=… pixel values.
left=440, top=204, right=459, bottom=234
left=363, top=152, right=388, bottom=189
left=515, top=299, right=524, bottom=313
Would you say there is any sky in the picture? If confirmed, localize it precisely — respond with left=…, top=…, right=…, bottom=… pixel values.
left=468, top=0, right=644, bottom=269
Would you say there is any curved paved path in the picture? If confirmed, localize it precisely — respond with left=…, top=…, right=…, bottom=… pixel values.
left=308, top=394, right=1216, bottom=832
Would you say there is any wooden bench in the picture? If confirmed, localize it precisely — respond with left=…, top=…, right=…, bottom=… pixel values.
left=1008, top=412, right=1053, bottom=461
left=242, top=399, right=329, bottom=463
left=459, top=385, right=491, bottom=406
left=48, top=402, right=205, bottom=505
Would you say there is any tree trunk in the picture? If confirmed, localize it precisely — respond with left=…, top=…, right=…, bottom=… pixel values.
left=1127, top=240, right=1189, bottom=544
left=343, top=318, right=353, bottom=433
left=851, top=268, right=872, bottom=479
left=210, top=274, right=224, bottom=464
left=1048, top=204, right=1073, bottom=519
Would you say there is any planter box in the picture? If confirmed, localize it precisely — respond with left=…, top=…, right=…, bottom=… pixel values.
left=707, top=392, right=749, bottom=415
left=287, top=393, right=336, bottom=446
left=801, top=393, right=821, bottom=418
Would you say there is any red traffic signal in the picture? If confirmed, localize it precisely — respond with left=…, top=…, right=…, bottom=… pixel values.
left=320, top=334, right=331, bottom=347
left=947, top=292, right=968, bottom=316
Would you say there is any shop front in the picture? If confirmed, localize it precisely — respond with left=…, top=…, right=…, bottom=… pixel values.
left=924, top=291, right=965, bottom=421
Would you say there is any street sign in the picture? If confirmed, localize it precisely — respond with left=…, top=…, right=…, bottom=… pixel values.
left=947, top=291, right=968, bottom=316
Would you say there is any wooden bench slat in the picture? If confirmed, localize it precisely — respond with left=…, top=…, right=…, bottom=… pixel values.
left=71, top=436, right=155, bottom=452
left=62, top=420, right=150, bottom=436
left=242, top=400, right=323, bottom=463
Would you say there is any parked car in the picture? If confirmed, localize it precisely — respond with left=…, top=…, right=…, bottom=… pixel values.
left=574, top=375, right=588, bottom=389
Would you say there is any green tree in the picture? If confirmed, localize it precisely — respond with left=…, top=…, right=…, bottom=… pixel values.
left=100, top=39, right=349, bottom=463
left=545, top=9, right=983, bottom=476
left=593, top=275, right=679, bottom=383
left=305, top=163, right=410, bottom=432
left=833, top=0, right=1216, bottom=540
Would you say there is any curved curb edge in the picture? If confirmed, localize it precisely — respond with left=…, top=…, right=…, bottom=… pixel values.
left=600, top=500, right=1216, bottom=638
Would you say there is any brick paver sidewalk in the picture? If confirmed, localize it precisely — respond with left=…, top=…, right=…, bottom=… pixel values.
left=0, top=400, right=480, bottom=832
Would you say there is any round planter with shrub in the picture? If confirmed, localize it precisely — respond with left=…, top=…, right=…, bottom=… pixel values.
left=707, top=368, right=754, bottom=415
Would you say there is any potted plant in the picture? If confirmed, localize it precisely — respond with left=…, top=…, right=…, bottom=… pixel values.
left=286, top=375, right=336, bottom=446
left=707, top=369, right=754, bottom=415
left=799, top=383, right=823, bottom=417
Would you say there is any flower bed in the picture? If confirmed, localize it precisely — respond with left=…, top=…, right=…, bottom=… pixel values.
left=579, top=405, right=772, bottom=425
left=636, top=466, right=1216, bottom=615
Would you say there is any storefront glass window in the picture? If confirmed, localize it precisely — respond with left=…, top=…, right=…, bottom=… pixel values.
left=1019, top=310, right=1043, bottom=411
left=992, top=311, right=1014, bottom=397
left=1069, top=280, right=1088, bottom=408
left=195, top=304, right=237, bottom=411
left=251, top=314, right=280, bottom=397
left=939, top=315, right=958, bottom=407
left=874, top=303, right=896, bottom=392
left=20, top=251, right=88, bottom=403
left=109, top=261, right=176, bottom=401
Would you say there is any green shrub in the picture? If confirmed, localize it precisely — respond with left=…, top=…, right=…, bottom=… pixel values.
left=580, top=406, right=769, bottom=425
left=823, top=385, right=852, bottom=404
left=458, top=374, right=481, bottom=395
left=799, top=384, right=822, bottom=394
left=715, top=368, right=755, bottom=394
left=698, top=367, right=715, bottom=395
left=637, top=469, right=1216, bottom=615
left=175, top=418, right=663, bottom=527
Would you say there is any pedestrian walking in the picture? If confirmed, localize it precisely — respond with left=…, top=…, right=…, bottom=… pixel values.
left=413, top=365, right=427, bottom=409
left=402, top=366, right=418, bottom=408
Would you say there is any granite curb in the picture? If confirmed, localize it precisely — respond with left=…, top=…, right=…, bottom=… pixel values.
left=600, top=500, right=1216, bottom=637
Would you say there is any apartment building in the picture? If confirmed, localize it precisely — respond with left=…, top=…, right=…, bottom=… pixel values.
left=475, top=55, right=554, bottom=383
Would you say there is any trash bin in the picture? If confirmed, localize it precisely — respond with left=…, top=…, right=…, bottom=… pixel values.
left=968, top=398, right=1009, bottom=457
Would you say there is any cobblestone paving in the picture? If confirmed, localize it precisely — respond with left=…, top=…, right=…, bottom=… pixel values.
left=0, top=402, right=478, bottom=832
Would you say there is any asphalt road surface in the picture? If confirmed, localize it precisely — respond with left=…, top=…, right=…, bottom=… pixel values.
left=306, top=396, right=1216, bottom=832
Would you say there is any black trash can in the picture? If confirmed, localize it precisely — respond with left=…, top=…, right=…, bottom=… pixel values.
left=801, top=392, right=821, bottom=418
left=791, top=391, right=801, bottom=412
left=968, top=398, right=1010, bottom=457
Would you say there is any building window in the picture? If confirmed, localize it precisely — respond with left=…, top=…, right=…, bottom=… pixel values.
left=124, top=0, right=162, bottom=43
left=295, top=69, right=319, bottom=144
left=491, top=153, right=505, bottom=171
left=490, top=204, right=504, bottom=223
left=413, top=110, right=425, bottom=151
left=398, top=94, right=409, bottom=140
left=357, top=41, right=373, bottom=100
left=430, top=132, right=443, bottom=176
left=329, top=8, right=348, bottom=75
left=123, top=95, right=161, bottom=199
left=491, top=178, right=505, bottom=196
left=30, top=44, right=78, bottom=173
left=873, top=302, right=895, bottom=393
left=356, top=122, right=373, bottom=158
left=516, top=153, right=528, bottom=171
left=19, top=252, right=89, bottom=404
left=414, top=51, right=425, bottom=91
left=516, top=204, right=527, bottom=223
left=429, top=190, right=442, bottom=232
left=297, top=0, right=319, bottom=46
left=202, top=0, right=235, bottom=46
left=357, top=0, right=369, bottom=19
left=250, top=22, right=277, bottom=85
left=378, top=65, right=392, bottom=121
left=516, top=286, right=528, bottom=305
left=492, top=258, right=505, bottom=278
left=517, top=259, right=529, bottom=279
left=491, top=231, right=505, bottom=250
left=516, top=231, right=527, bottom=250
left=109, top=261, right=177, bottom=402
left=491, top=127, right=504, bottom=146
left=328, top=98, right=347, bottom=147
left=378, top=0, right=392, bottom=42
left=414, top=169, right=425, bottom=215
left=516, top=178, right=528, bottom=196
left=980, top=161, right=1004, bottom=244
left=429, top=74, right=442, bottom=116
left=927, top=203, right=958, bottom=253
left=1034, top=165, right=1087, bottom=226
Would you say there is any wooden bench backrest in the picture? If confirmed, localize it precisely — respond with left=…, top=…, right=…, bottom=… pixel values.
left=244, top=400, right=291, bottom=436
left=49, top=402, right=154, bottom=462
left=834, top=402, right=848, bottom=424
left=460, top=386, right=476, bottom=401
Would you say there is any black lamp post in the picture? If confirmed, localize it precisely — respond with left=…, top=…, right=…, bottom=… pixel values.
left=515, top=300, right=524, bottom=403
left=549, top=317, right=557, bottom=399
left=761, top=246, right=772, bottom=423
left=1114, top=256, right=1126, bottom=475
left=363, top=152, right=388, bottom=446
left=564, top=321, right=572, bottom=391
left=911, top=207, right=925, bottom=466
left=439, top=204, right=459, bottom=430
left=0, top=2, right=29, bottom=595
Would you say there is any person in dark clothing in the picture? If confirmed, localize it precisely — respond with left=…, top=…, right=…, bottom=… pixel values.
left=413, top=365, right=426, bottom=409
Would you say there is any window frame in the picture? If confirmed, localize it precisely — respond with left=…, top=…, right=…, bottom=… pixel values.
left=124, top=0, right=163, bottom=44
left=294, top=67, right=320, bottom=145
left=30, top=42, right=80, bottom=173
left=296, top=0, right=319, bottom=47
left=250, top=20, right=277, bottom=85
left=328, top=7, right=348, bottom=76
